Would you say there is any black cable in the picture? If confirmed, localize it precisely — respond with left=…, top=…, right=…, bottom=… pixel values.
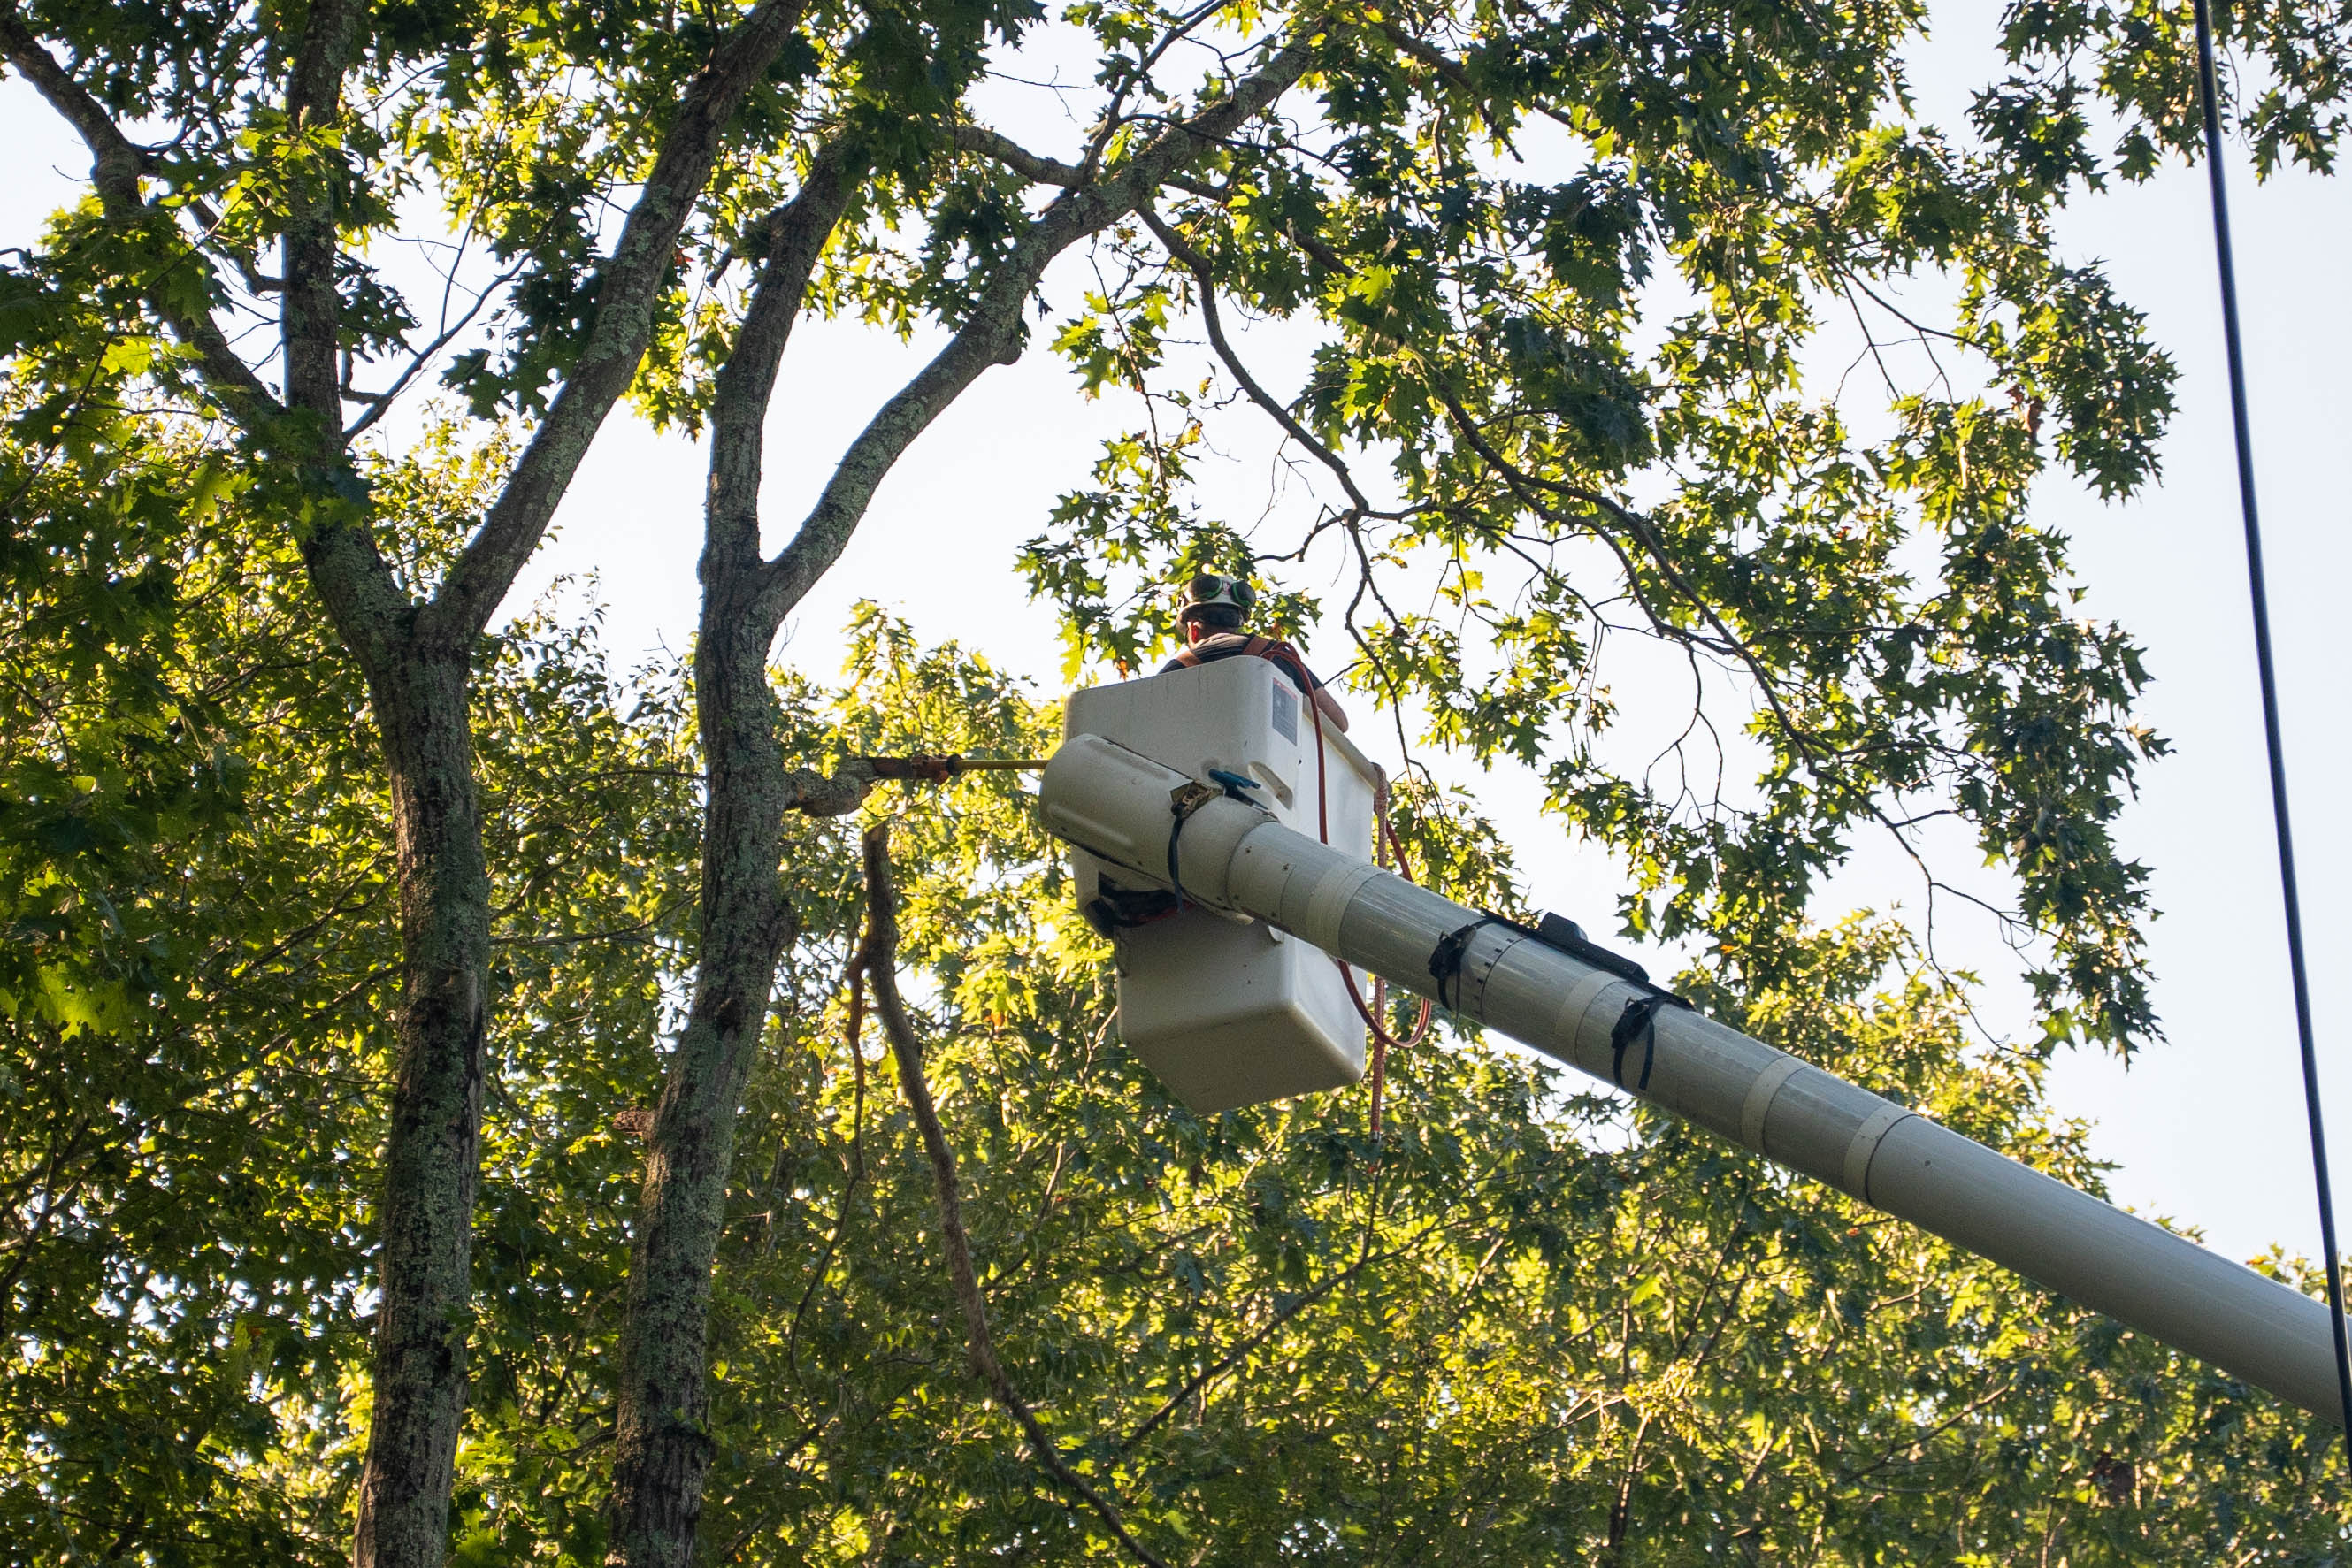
left=2188, top=0, right=2352, bottom=1455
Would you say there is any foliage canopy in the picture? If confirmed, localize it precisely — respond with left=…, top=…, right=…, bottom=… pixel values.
left=8, top=510, right=2349, bottom=1557
left=5, top=0, right=2352, bottom=1561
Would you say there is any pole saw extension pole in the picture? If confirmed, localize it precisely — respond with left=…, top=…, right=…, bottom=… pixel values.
left=1038, top=732, right=2346, bottom=1424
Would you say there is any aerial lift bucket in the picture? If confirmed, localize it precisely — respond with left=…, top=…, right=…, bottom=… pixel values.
left=1063, top=655, right=1379, bottom=1112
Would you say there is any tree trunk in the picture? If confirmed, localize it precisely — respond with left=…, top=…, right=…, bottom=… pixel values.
left=608, top=607, right=800, bottom=1568
left=598, top=61, right=1317, bottom=1553
left=602, top=145, right=862, bottom=1567
left=352, top=646, right=493, bottom=1568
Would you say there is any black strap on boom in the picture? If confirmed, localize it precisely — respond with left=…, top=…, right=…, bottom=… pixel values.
left=1428, top=910, right=1689, bottom=1090
left=1427, top=914, right=1520, bottom=1012
left=1610, top=993, right=1680, bottom=1093
left=1162, top=771, right=1265, bottom=910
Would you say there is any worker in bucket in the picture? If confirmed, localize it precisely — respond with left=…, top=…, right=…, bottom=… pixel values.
left=1160, top=570, right=1350, bottom=730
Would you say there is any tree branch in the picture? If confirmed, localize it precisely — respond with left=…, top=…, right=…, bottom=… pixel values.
left=1117, top=1241, right=1385, bottom=1454
left=0, top=4, right=147, bottom=195
left=1139, top=204, right=1374, bottom=516
left=0, top=0, right=414, bottom=665
left=280, top=0, right=368, bottom=425
left=1427, top=390, right=1999, bottom=955
left=782, top=928, right=873, bottom=1372
left=187, top=196, right=282, bottom=293
left=754, top=35, right=1315, bottom=631
left=418, top=0, right=812, bottom=652
left=1373, top=20, right=1579, bottom=141
left=953, top=124, right=1084, bottom=186
left=342, top=262, right=525, bottom=441
left=1088, top=0, right=1240, bottom=174
left=778, top=761, right=874, bottom=817
left=862, top=822, right=1173, bottom=1568
left=704, top=137, right=863, bottom=575
left=0, top=2, right=280, bottom=423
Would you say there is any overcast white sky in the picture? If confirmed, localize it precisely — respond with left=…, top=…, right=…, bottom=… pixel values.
left=6, top=9, right=2349, bottom=1267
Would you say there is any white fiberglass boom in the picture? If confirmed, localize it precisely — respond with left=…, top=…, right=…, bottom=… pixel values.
left=1039, top=731, right=2346, bottom=1424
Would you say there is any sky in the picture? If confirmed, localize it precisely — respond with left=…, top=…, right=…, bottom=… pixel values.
left=5, top=11, right=2350, bottom=1269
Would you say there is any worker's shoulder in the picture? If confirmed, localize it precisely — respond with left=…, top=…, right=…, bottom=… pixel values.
left=1155, top=634, right=1244, bottom=673
left=1157, top=634, right=1314, bottom=685
left=1176, top=632, right=1259, bottom=665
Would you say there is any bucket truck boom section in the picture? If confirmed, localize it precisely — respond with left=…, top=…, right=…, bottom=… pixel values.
left=1038, top=729, right=2346, bottom=1426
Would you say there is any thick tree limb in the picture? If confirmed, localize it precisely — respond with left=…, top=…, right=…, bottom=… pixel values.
left=862, top=822, right=1174, bottom=1568
left=274, top=0, right=429, bottom=675
left=286, top=0, right=365, bottom=129
left=704, top=138, right=863, bottom=573
left=280, top=0, right=368, bottom=425
left=778, top=761, right=874, bottom=817
left=0, top=4, right=147, bottom=194
left=0, top=4, right=281, bottom=422
left=610, top=38, right=1314, bottom=1566
left=754, top=35, right=1314, bottom=631
left=418, top=0, right=811, bottom=652
left=953, top=123, right=1084, bottom=185
left=606, top=141, right=864, bottom=1568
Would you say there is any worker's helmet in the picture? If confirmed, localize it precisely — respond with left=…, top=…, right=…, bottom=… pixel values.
left=1180, top=571, right=1255, bottom=631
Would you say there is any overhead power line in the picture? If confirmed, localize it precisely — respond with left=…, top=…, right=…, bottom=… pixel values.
left=2187, top=0, right=2352, bottom=1460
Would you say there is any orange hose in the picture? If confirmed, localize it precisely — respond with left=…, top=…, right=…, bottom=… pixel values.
left=1261, top=640, right=1433, bottom=1147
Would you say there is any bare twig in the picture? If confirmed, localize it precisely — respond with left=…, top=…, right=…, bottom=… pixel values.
left=862, top=822, right=1174, bottom=1568
left=490, top=917, right=660, bottom=948
left=1089, top=0, right=1241, bottom=169
left=343, top=262, right=525, bottom=440
left=785, top=906, right=877, bottom=1379
left=1116, top=1241, right=1387, bottom=1453
left=1139, top=205, right=1373, bottom=517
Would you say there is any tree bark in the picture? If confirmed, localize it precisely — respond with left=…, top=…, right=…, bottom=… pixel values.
left=607, top=150, right=862, bottom=1567
left=3, top=8, right=817, bottom=1567
left=316, top=21, right=804, bottom=1564
left=351, top=646, right=492, bottom=1568
left=606, top=49, right=1318, bottom=1562
left=607, top=610, right=802, bottom=1568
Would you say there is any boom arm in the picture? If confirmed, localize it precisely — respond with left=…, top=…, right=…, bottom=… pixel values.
left=1040, top=732, right=2345, bottom=1424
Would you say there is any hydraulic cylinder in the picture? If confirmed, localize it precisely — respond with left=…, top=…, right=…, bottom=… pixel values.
left=1038, top=731, right=2346, bottom=1424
